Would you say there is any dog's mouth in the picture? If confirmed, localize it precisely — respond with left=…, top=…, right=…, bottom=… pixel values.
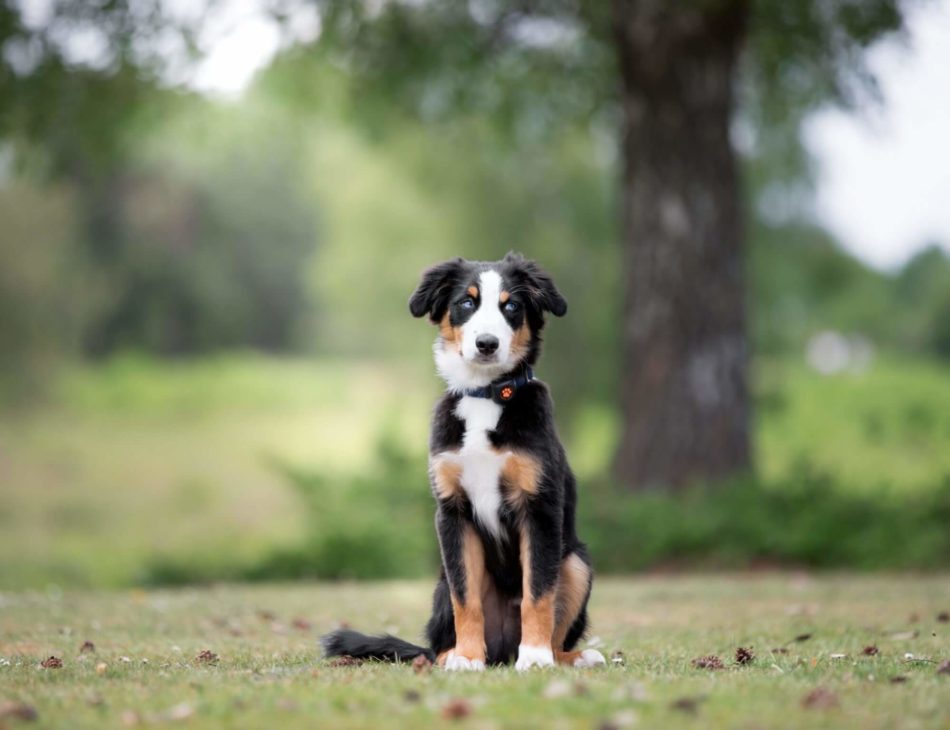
left=472, top=353, right=501, bottom=365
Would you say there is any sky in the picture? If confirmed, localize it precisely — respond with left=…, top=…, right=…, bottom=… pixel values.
left=18, top=0, right=950, bottom=271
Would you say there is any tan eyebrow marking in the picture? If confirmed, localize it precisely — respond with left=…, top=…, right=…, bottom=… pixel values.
left=467, top=286, right=479, bottom=298
left=500, top=290, right=510, bottom=303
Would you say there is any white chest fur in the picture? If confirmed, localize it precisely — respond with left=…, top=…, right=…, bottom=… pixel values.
left=452, top=396, right=507, bottom=539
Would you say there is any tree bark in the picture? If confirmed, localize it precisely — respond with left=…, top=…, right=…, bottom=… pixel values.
left=611, top=0, right=751, bottom=491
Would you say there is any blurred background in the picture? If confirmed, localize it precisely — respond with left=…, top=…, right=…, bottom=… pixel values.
left=1, top=0, right=949, bottom=590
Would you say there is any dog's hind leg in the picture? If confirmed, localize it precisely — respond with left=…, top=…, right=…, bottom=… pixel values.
left=552, top=551, right=606, bottom=668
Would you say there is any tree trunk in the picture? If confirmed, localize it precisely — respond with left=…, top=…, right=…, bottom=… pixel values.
left=611, top=0, right=751, bottom=491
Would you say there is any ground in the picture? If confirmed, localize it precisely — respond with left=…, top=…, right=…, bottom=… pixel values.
left=2, top=575, right=949, bottom=729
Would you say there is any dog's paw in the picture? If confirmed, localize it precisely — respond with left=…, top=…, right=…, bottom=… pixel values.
left=515, top=644, right=555, bottom=671
left=443, top=650, right=485, bottom=672
left=573, top=649, right=607, bottom=668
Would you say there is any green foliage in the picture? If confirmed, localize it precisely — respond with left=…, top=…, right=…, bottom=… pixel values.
left=242, top=429, right=436, bottom=582
left=583, top=469, right=950, bottom=572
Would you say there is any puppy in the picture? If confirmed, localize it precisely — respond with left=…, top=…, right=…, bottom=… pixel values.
left=323, top=253, right=605, bottom=670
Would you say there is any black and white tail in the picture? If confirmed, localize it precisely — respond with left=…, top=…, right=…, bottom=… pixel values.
left=321, top=629, right=434, bottom=663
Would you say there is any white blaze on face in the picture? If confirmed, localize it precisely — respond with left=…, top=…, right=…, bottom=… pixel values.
left=461, top=270, right=513, bottom=363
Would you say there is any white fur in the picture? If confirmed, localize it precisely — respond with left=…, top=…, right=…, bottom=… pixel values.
left=515, top=644, right=555, bottom=671
left=451, top=396, right=507, bottom=539
left=434, top=269, right=519, bottom=391
left=443, top=650, right=485, bottom=672
left=573, top=649, right=607, bottom=668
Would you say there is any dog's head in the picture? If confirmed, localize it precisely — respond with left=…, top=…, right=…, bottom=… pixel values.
left=409, top=253, right=566, bottom=390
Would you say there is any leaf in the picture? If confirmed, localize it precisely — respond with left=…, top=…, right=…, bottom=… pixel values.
left=792, top=633, right=813, bottom=643
left=862, top=645, right=879, bottom=656
left=79, top=641, right=96, bottom=654
left=801, top=688, right=838, bottom=710
left=889, top=675, right=909, bottom=684
left=670, top=696, right=704, bottom=714
left=937, top=611, right=949, bottom=623
left=691, top=655, right=724, bottom=670
left=40, top=655, right=63, bottom=669
left=411, top=654, right=432, bottom=674
left=0, top=701, right=38, bottom=722
left=735, top=647, right=755, bottom=665
left=194, top=650, right=219, bottom=665
left=441, top=698, right=473, bottom=720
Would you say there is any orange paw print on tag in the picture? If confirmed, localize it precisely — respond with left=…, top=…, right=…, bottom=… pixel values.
left=500, top=387, right=514, bottom=400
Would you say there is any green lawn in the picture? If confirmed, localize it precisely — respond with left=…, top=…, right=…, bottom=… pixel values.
left=1, top=575, right=948, bottom=728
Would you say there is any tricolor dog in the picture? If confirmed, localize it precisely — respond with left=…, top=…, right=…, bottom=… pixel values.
left=322, top=253, right=605, bottom=670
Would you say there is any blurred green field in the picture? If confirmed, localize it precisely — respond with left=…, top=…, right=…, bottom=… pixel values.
left=1, top=575, right=948, bottom=729
left=2, top=353, right=950, bottom=588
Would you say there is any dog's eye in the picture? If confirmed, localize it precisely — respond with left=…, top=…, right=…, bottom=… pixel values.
left=459, top=298, right=475, bottom=310
left=503, top=300, right=520, bottom=314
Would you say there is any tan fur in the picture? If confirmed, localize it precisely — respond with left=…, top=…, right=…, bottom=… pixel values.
left=431, top=457, right=463, bottom=502
left=499, top=290, right=510, bottom=303
left=510, top=322, right=531, bottom=359
left=552, top=553, right=591, bottom=649
left=501, top=452, right=541, bottom=508
left=467, top=285, right=479, bottom=298
left=438, top=313, right=463, bottom=354
left=519, top=529, right=555, bottom=648
left=449, top=524, right=487, bottom=662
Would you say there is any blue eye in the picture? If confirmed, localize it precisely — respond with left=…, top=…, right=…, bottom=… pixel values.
left=459, top=298, right=475, bottom=310
left=503, top=300, right=520, bottom=314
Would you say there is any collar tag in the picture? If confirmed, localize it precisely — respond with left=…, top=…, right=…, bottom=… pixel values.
left=463, top=366, right=534, bottom=404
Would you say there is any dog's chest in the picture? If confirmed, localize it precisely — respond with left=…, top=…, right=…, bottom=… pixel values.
left=453, top=396, right=507, bottom=538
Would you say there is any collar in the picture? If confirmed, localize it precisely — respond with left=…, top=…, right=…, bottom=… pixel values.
left=462, top=365, right=535, bottom=405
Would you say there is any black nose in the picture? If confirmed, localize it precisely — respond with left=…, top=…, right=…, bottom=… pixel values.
left=476, top=334, right=499, bottom=355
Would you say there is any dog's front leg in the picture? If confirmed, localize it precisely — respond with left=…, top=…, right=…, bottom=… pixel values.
left=435, top=504, right=487, bottom=671
left=516, top=503, right=562, bottom=671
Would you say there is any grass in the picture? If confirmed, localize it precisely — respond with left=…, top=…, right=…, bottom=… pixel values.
left=2, top=575, right=949, bottom=728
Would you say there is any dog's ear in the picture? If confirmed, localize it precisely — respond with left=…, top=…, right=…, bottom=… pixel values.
left=409, top=258, right=466, bottom=322
left=504, top=252, right=567, bottom=317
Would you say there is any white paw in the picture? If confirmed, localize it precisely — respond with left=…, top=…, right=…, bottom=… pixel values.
left=515, top=644, right=555, bottom=671
left=573, top=649, right=607, bottom=668
left=443, top=650, right=485, bottom=672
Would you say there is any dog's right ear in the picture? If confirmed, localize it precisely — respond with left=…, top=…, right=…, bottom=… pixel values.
left=409, top=258, right=465, bottom=322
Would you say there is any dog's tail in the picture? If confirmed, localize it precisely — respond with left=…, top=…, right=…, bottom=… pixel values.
left=321, top=629, right=435, bottom=663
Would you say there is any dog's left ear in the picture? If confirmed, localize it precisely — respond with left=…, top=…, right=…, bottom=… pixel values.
left=504, top=252, right=567, bottom=317
left=409, top=257, right=465, bottom=322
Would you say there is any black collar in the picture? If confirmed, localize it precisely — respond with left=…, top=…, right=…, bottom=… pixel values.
left=462, top=365, right=535, bottom=405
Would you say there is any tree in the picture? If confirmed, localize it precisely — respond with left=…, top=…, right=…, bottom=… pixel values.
left=312, top=0, right=910, bottom=490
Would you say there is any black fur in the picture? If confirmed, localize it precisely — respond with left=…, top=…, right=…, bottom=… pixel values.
left=323, top=254, right=592, bottom=668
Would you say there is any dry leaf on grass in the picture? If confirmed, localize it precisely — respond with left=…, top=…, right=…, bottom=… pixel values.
left=801, top=688, right=838, bottom=710
left=792, top=633, right=813, bottom=643
left=194, top=650, right=218, bottom=665
left=412, top=655, right=432, bottom=674
left=735, top=647, right=754, bottom=665
left=937, top=611, right=949, bottom=623
left=79, top=641, right=95, bottom=654
left=441, top=698, right=473, bottom=720
left=40, top=656, right=63, bottom=669
left=889, top=675, right=909, bottom=684
left=670, top=696, right=704, bottom=714
left=862, top=645, right=879, bottom=656
left=0, top=701, right=38, bottom=722
left=691, top=655, right=724, bottom=670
